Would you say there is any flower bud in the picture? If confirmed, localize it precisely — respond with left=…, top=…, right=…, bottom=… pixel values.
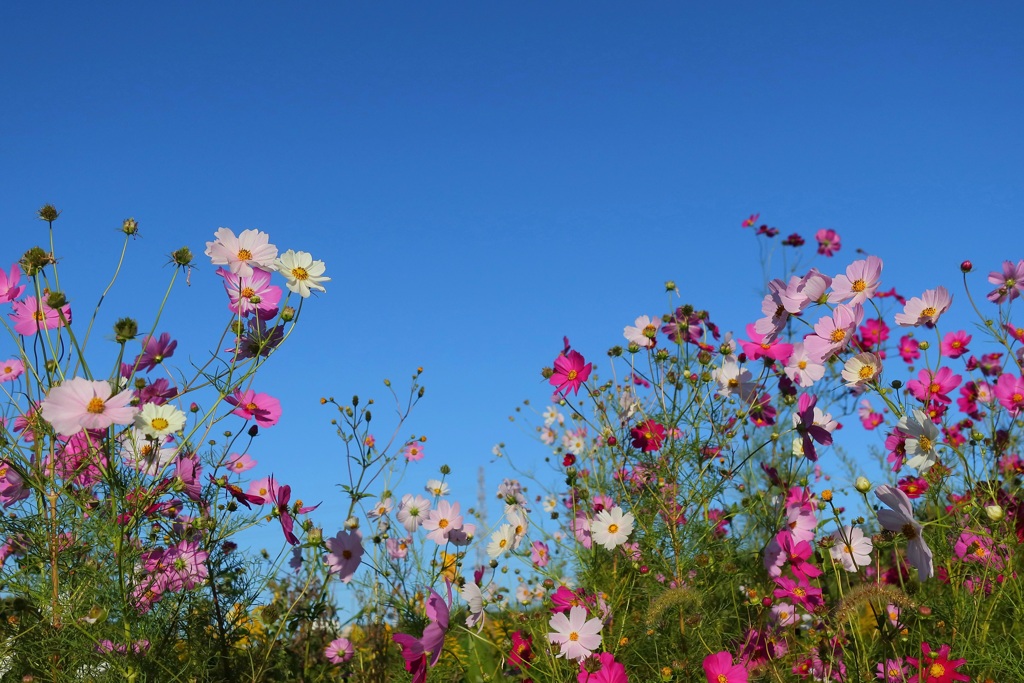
left=20, top=246, right=56, bottom=276
left=38, top=204, right=60, bottom=222
left=171, top=247, right=194, bottom=268
left=440, top=464, right=451, bottom=475
left=45, top=290, right=67, bottom=309
left=190, top=402, right=199, bottom=413
left=247, top=424, right=259, bottom=437
left=917, top=341, right=929, bottom=351
left=985, top=504, right=1004, bottom=522
left=854, top=476, right=871, bottom=493
left=664, top=280, right=677, bottom=292
left=960, top=260, right=973, bottom=273
left=122, top=217, right=139, bottom=235
left=280, top=306, right=296, bottom=322
left=626, top=342, right=640, bottom=354
left=344, top=517, right=360, bottom=529
left=113, top=317, right=139, bottom=343
left=608, top=346, right=623, bottom=357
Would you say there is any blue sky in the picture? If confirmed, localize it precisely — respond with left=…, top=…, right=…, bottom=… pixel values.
left=2, top=3, right=1023, bottom=560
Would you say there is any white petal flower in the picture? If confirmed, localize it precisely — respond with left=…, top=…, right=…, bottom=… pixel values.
left=589, top=506, right=634, bottom=550
left=134, top=402, right=186, bottom=439
left=875, top=485, right=933, bottom=581
left=274, top=249, right=330, bottom=297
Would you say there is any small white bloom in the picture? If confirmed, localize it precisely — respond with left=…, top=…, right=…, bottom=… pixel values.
left=841, top=352, right=882, bottom=388
left=134, top=402, right=186, bottom=439
left=274, top=249, right=330, bottom=297
left=461, top=581, right=484, bottom=630
left=898, top=409, right=940, bottom=473
left=589, top=506, right=635, bottom=550
left=425, top=479, right=450, bottom=497
left=487, top=524, right=516, bottom=559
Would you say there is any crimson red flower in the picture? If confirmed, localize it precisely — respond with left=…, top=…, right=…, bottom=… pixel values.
left=563, top=454, right=576, bottom=467
left=906, top=642, right=968, bottom=683
left=549, top=350, right=592, bottom=396
left=630, top=420, right=666, bottom=452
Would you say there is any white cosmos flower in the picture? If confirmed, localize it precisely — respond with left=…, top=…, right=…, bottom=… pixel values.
left=274, top=249, right=330, bottom=298
left=829, top=525, right=873, bottom=572
left=841, top=352, right=882, bottom=388
left=898, top=409, right=940, bottom=473
left=425, top=479, right=449, bottom=497
left=589, top=506, right=635, bottom=550
left=487, top=524, right=516, bottom=559
left=134, top=403, right=186, bottom=439
left=875, top=485, right=933, bottom=581
left=461, top=581, right=484, bottom=630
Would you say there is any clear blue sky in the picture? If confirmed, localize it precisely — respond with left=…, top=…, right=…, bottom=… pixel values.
left=2, top=3, right=1022, bottom=556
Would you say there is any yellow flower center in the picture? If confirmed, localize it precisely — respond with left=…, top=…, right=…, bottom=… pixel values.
left=918, top=436, right=933, bottom=452
left=830, top=329, right=846, bottom=343
left=859, top=366, right=874, bottom=379
left=33, top=309, right=45, bottom=322
left=291, top=267, right=309, bottom=281
left=929, top=382, right=940, bottom=394
left=151, top=417, right=169, bottom=430
left=718, top=675, right=728, bottom=683
left=798, top=360, right=807, bottom=369
left=794, top=587, right=806, bottom=597
left=499, top=539, right=507, bottom=549
left=929, top=663, right=945, bottom=677
left=237, top=248, right=253, bottom=261
left=86, top=397, right=106, bottom=414
left=246, top=402, right=259, bottom=412
left=438, top=518, right=449, bottom=529
left=567, top=370, right=578, bottom=380
left=240, top=287, right=255, bottom=298
left=921, top=306, right=937, bottom=317
left=568, top=631, right=579, bottom=642
left=852, top=279, right=866, bottom=292
left=608, top=524, right=619, bottom=534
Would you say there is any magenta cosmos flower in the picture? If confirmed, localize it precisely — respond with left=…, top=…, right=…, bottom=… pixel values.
left=703, top=650, right=748, bottom=683
left=0, top=264, right=25, bottom=303
left=136, top=332, right=177, bottom=372
left=578, top=652, right=628, bottom=683
left=325, top=637, right=354, bottom=664
left=40, top=378, right=136, bottom=436
left=226, top=389, right=282, bottom=427
left=326, top=529, right=364, bottom=583
left=814, top=229, right=841, bottom=257
left=905, top=642, right=968, bottom=683
left=986, top=259, right=1024, bottom=303
left=218, top=267, right=282, bottom=319
left=9, top=296, right=72, bottom=336
left=392, top=587, right=451, bottom=683
left=204, top=227, right=278, bottom=278
left=550, top=350, right=592, bottom=396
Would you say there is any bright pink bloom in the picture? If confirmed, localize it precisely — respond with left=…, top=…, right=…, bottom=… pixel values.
left=740, top=323, right=793, bottom=364
left=814, top=229, right=841, bottom=257
left=741, top=213, right=759, bottom=228
left=993, top=373, right=1024, bottom=415
left=325, top=637, right=354, bottom=664
left=392, top=587, right=451, bottom=682
left=531, top=540, right=550, bottom=568
left=326, top=529, right=364, bottom=582
left=578, top=652, right=628, bottom=683
left=898, top=335, right=921, bottom=363
left=268, top=481, right=318, bottom=545
left=630, top=420, right=666, bottom=452
left=204, top=227, right=278, bottom=278
left=550, top=350, right=592, bottom=396
left=0, top=461, right=30, bottom=508
left=218, top=267, right=282, bottom=319
left=939, top=330, right=971, bottom=358
left=906, top=367, right=962, bottom=405
left=986, top=259, right=1024, bottom=303
left=831, top=255, right=883, bottom=305
left=703, top=650, right=748, bottom=683
left=858, top=318, right=891, bottom=350
left=226, top=389, right=281, bottom=427
left=897, top=476, right=928, bottom=499
left=894, top=287, right=952, bottom=327
left=136, top=333, right=177, bottom=372
left=0, top=265, right=25, bottom=303
left=773, top=575, right=823, bottom=611
left=905, top=642, right=968, bottom=683
left=858, top=400, right=884, bottom=430
left=9, top=296, right=71, bottom=335
left=0, top=359, right=25, bottom=383
left=509, top=631, right=534, bottom=670
left=40, top=377, right=136, bottom=436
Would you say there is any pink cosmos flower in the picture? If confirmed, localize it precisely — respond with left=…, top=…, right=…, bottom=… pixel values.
left=858, top=400, right=884, bottom=430
left=894, top=286, right=952, bottom=327
left=247, top=476, right=276, bottom=504
left=814, top=229, right=841, bottom=257
left=226, top=389, right=281, bottom=427
left=986, top=259, right=1024, bottom=303
left=780, top=269, right=832, bottom=314
left=875, top=657, right=908, bottom=682
left=326, top=529, right=364, bottom=582
left=772, top=575, right=823, bottom=611
left=739, top=323, right=793, bottom=365
left=225, top=453, right=257, bottom=475
left=268, top=481, right=319, bottom=545
left=218, top=267, right=282, bottom=319
left=858, top=318, right=890, bottom=350
left=803, top=303, right=863, bottom=362
left=403, top=442, right=425, bottom=462
left=940, top=330, right=971, bottom=359
left=905, top=643, right=968, bottom=683
left=386, top=536, right=411, bottom=559
left=703, top=650, right=748, bottom=683
left=550, top=350, right=592, bottom=396
left=422, top=500, right=464, bottom=544
left=136, top=333, right=177, bottom=372
left=40, top=377, right=137, bottom=436
left=754, top=279, right=789, bottom=341
left=9, top=296, right=71, bottom=336
left=392, top=587, right=451, bottom=683
left=906, top=367, right=962, bottom=405
left=623, top=315, right=658, bottom=348
left=993, top=373, right=1024, bottom=415
left=829, top=525, right=873, bottom=572
left=548, top=605, right=602, bottom=661
left=898, top=335, right=921, bottom=363
left=578, top=652, right=628, bottom=683
left=325, top=637, right=354, bottom=664
left=831, top=255, right=883, bottom=305
left=792, top=393, right=833, bottom=462
left=784, top=343, right=826, bottom=388
left=0, top=265, right=25, bottom=303
left=530, top=540, right=550, bottom=568
left=0, top=359, right=25, bottom=383
left=204, top=227, right=278, bottom=278
left=630, top=419, right=666, bottom=452
left=875, top=485, right=933, bottom=581
left=742, top=213, right=759, bottom=228
left=0, top=461, right=30, bottom=508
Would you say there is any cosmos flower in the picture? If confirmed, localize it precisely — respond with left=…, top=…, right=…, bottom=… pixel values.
left=40, top=378, right=136, bottom=436
left=875, top=485, right=933, bottom=581
left=275, top=249, right=330, bottom=297
left=204, top=227, right=278, bottom=277
left=548, top=606, right=602, bottom=661
left=590, top=506, right=635, bottom=550
left=550, top=350, right=592, bottom=396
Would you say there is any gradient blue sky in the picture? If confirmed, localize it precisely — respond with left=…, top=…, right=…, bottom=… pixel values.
left=2, top=3, right=1022, bottom=557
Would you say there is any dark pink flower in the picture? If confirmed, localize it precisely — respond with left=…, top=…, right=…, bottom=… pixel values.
left=793, top=393, right=833, bottom=461
left=218, top=267, right=282, bottom=319
left=986, top=259, right=1024, bottom=303
left=906, top=367, right=962, bottom=405
left=905, top=642, right=968, bottom=683
left=392, top=587, right=451, bottom=683
left=578, top=652, right=628, bottom=683
left=815, top=229, right=841, bottom=257
left=940, top=330, right=971, bottom=359
left=0, top=265, right=25, bottom=303
left=993, top=373, right=1024, bottom=415
left=226, top=389, right=282, bottom=427
left=10, top=296, right=71, bottom=336
left=137, top=333, right=177, bottom=372
left=630, top=420, right=666, bottom=452
left=550, top=350, right=592, bottom=396
left=898, top=335, right=921, bottom=363
left=703, top=650, right=748, bottom=683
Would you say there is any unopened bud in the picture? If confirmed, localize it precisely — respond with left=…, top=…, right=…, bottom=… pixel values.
left=985, top=505, right=1004, bottom=522
left=440, top=464, right=451, bottom=475
left=280, top=306, right=296, bottom=322
left=854, top=477, right=871, bottom=493
left=38, top=204, right=60, bottom=222
left=113, top=317, right=139, bottom=343
left=171, top=247, right=194, bottom=268
left=247, top=424, right=259, bottom=437
left=122, top=217, right=139, bottom=235
left=960, top=260, right=973, bottom=273
left=664, top=280, right=677, bottom=292
left=45, top=291, right=67, bottom=309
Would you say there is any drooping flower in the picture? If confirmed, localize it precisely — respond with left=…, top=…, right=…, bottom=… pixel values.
left=875, top=485, right=933, bottom=581
left=325, top=529, right=364, bottom=582
left=226, top=389, right=282, bottom=428
left=894, top=287, right=952, bottom=327
left=269, top=481, right=319, bottom=545
left=204, top=227, right=278, bottom=277
left=392, top=587, right=451, bottom=683
left=548, top=605, right=602, bottom=661
left=275, top=249, right=330, bottom=297
left=590, top=506, right=635, bottom=550
left=578, top=652, right=629, bottom=683
left=461, top=581, right=485, bottom=630
left=40, top=378, right=137, bottom=436
left=550, top=350, right=592, bottom=396
left=792, top=393, right=835, bottom=462
left=325, top=637, right=354, bottom=664
left=703, top=650, right=748, bottom=683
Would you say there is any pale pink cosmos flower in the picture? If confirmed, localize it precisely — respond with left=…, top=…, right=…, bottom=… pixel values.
left=623, top=315, right=658, bottom=348
left=40, top=378, right=136, bottom=436
left=246, top=476, right=277, bottom=504
left=780, top=269, right=832, bottom=314
left=386, top=536, right=411, bottom=559
left=0, top=461, right=30, bottom=508
left=326, top=529, right=364, bottom=583
left=397, top=493, right=431, bottom=532
left=829, top=525, right=873, bottom=572
left=803, top=303, right=863, bottom=362
left=831, top=255, right=883, bottom=305
left=422, top=500, right=464, bottom=544
left=531, top=540, right=550, bottom=568
left=325, top=637, right=354, bottom=664
left=784, top=343, right=826, bottom=388
left=754, top=278, right=789, bottom=341
left=894, top=286, right=952, bottom=327
left=0, top=359, right=25, bottom=383
left=225, top=453, right=257, bottom=475
left=226, top=389, right=282, bottom=428
left=714, top=360, right=757, bottom=400
left=815, top=228, right=841, bottom=257
left=875, top=484, right=933, bottom=581
left=204, top=227, right=278, bottom=278
left=986, top=259, right=1024, bottom=303
left=9, top=297, right=71, bottom=336
left=548, top=605, right=602, bottom=661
